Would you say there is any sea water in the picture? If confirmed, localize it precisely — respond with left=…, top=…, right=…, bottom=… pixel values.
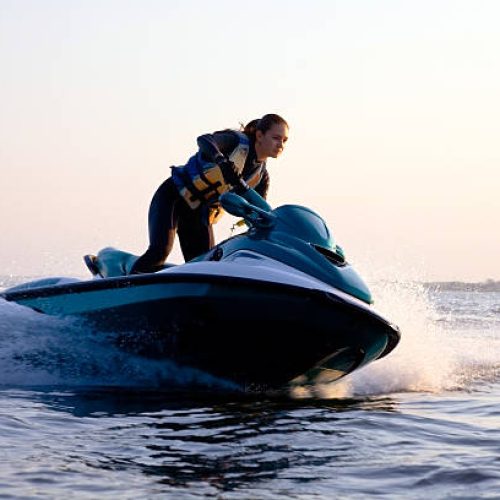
left=0, top=275, right=499, bottom=499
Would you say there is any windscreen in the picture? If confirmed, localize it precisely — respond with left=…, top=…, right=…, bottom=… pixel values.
left=272, top=205, right=335, bottom=248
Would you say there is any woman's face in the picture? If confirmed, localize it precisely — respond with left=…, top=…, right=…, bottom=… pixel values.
left=255, top=123, right=289, bottom=161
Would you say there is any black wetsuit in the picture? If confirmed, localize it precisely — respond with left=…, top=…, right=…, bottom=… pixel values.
left=130, top=130, right=269, bottom=274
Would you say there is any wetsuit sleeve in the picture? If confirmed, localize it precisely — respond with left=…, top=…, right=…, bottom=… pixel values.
left=196, top=131, right=239, bottom=162
left=254, top=167, right=270, bottom=199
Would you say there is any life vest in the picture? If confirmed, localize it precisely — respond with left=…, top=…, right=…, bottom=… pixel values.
left=171, top=131, right=264, bottom=211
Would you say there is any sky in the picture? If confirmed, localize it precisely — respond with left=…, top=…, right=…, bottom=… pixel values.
left=0, top=0, right=498, bottom=282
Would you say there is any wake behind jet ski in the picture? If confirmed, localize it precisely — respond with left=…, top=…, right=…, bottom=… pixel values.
left=1, top=190, right=401, bottom=391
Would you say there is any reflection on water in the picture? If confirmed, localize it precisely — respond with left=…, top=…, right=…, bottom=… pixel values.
left=3, top=384, right=500, bottom=498
left=31, top=386, right=399, bottom=417
left=5, top=387, right=399, bottom=494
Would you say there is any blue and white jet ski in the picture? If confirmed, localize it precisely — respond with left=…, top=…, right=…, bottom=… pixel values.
left=1, top=190, right=400, bottom=390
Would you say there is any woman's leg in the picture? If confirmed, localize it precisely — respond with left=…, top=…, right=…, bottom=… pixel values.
left=177, top=206, right=215, bottom=262
left=130, top=178, right=180, bottom=273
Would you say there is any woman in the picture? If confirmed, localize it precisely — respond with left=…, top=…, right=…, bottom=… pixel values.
left=86, top=113, right=289, bottom=275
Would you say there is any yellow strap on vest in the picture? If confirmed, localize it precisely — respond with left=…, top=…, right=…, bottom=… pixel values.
left=180, top=131, right=250, bottom=209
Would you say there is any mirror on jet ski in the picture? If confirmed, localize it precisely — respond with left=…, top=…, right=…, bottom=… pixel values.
left=220, top=192, right=276, bottom=229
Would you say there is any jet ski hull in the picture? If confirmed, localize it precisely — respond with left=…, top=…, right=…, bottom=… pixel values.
left=2, top=272, right=399, bottom=389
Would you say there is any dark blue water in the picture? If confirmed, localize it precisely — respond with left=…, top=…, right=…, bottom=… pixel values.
left=1, top=278, right=499, bottom=498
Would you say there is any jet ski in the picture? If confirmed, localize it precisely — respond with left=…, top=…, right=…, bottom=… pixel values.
left=1, top=189, right=400, bottom=390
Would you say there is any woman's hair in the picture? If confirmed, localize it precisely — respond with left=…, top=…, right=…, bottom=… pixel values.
left=242, top=114, right=288, bottom=141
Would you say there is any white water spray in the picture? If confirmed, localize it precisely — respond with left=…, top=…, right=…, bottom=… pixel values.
left=300, top=274, right=500, bottom=399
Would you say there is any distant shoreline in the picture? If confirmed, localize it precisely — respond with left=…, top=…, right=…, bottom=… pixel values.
left=423, top=280, right=500, bottom=292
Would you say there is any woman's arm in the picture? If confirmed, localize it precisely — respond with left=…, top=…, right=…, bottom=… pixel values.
left=196, top=131, right=239, bottom=161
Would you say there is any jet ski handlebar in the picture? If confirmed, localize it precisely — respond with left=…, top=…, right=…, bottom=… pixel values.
left=220, top=190, right=276, bottom=229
